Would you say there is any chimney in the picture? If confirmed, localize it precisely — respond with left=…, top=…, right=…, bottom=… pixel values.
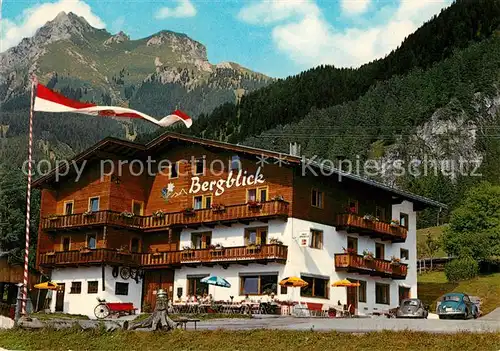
left=289, top=142, right=301, bottom=156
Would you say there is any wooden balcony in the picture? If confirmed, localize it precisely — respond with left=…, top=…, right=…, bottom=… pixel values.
left=334, top=253, right=408, bottom=279
left=40, top=200, right=289, bottom=232
left=41, top=211, right=143, bottom=231
left=38, top=249, right=143, bottom=268
left=38, top=244, right=288, bottom=269
left=335, top=214, right=407, bottom=243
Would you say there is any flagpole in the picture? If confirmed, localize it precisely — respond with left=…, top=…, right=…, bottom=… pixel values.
left=22, top=78, right=36, bottom=315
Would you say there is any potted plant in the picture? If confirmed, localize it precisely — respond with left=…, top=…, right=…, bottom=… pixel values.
left=269, top=237, right=283, bottom=245
left=117, top=246, right=131, bottom=255
left=182, top=245, right=194, bottom=252
left=363, top=214, right=375, bottom=221
left=271, top=195, right=285, bottom=201
left=344, top=206, right=357, bottom=214
left=46, top=251, right=56, bottom=256
left=390, top=219, right=400, bottom=227
left=152, top=248, right=161, bottom=257
left=362, top=249, right=374, bottom=261
left=152, top=209, right=165, bottom=219
left=183, top=207, right=195, bottom=216
left=390, top=256, right=401, bottom=266
left=79, top=246, right=91, bottom=254
left=246, top=242, right=261, bottom=251
left=211, top=203, right=226, bottom=213
left=47, top=214, right=59, bottom=221
left=247, top=200, right=262, bottom=209
left=120, top=211, right=134, bottom=218
left=342, top=247, right=357, bottom=255
left=83, top=210, right=95, bottom=217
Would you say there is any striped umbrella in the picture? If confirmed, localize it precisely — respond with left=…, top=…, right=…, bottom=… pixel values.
left=200, top=276, right=231, bottom=301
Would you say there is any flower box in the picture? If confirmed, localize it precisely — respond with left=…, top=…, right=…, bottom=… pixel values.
left=48, top=215, right=59, bottom=221
left=247, top=201, right=262, bottom=209
left=183, top=208, right=196, bottom=217
left=79, top=247, right=92, bottom=254
left=83, top=211, right=95, bottom=217
left=152, top=210, right=166, bottom=219
left=211, top=204, right=226, bottom=213
left=46, top=251, right=56, bottom=256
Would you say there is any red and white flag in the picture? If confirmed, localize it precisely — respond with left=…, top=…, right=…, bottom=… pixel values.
left=33, top=83, right=192, bottom=128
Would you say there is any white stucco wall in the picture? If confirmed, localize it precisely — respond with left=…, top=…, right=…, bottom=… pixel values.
left=49, top=266, right=142, bottom=318
left=175, top=200, right=418, bottom=313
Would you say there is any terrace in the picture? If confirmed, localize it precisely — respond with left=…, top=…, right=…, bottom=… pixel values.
left=334, top=253, right=408, bottom=279
left=38, top=244, right=288, bottom=269
left=40, top=200, right=289, bottom=232
left=335, top=214, right=407, bottom=243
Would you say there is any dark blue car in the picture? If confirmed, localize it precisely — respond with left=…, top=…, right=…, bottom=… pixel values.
left=436, top=293, right=479, bottom=320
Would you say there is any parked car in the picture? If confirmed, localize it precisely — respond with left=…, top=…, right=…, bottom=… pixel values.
left=396, top=298, right=428, bottom=319
left=436, top=293, right=479, bottom=320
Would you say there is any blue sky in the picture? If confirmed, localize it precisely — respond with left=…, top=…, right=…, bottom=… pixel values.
left=1, top=0, right=452, bottom=77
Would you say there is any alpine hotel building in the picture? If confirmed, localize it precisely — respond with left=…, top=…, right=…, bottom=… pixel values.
left=34, top=133, right=444, bottom=317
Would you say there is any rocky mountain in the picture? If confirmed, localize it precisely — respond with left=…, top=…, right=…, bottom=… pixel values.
left=0, top=11, right=271, bottom=169
left=0, top=12, right=270, bottom=112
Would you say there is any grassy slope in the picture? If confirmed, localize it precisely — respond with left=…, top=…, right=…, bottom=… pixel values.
left=418, top=271, right=500, bottom=314
left=0, top=329, right=499, bottom=351
left=416, top=225, right=447, bottom=258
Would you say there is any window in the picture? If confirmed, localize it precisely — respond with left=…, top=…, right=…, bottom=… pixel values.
left=231, top=155, right=241, bottom=171
left=244, top=227, right=267, bottom=245
left=375, top=206, right=386, bottom=221
left=347, top=199, right=358, bottom=214
left=130, top=238, right=141, bottom=252
left=358, top=280, right=367, bottom=303
left=193, top=158, right=205, bottom=175
left=240, top=273, right=278, bottom=295
left=400, top=248, right=409, bottom=260
left=87, top=281, right=98, bottom=294
left=64, top=201, right=74, bottom=215
left=301, top=275, right=329, bottom=299
left=399, top=286, right=410, bottom=305
left=400, top=213, right=409, bottom=228
left=311, top=189, right=324, bottom=208
left=193, top=195, right=212, bottom=210
left=347, top=237, right=358, bottom=253
left=191, top=232, right=212, bottom=249
left=375, top=283, right=390, bottom=304
left=170, top=161, right=179, bottom=179
left=70, top=282, right=81, bottom=294
left=89, top=197, right=99, bottom=212
left=132, top=200, right=144, bottom=216
left=247, top=187, right=268, bottom=202
left=115, top=282, right=129, bottom=296
left=375, top=243, right=385, bottom=259
left=310, top=229, right=323, bottom=249
left=87, top=234, right=97, bottom=249
left=62, top=237, right=71, bottom=251
left=187, top=276, right=209, bottom=296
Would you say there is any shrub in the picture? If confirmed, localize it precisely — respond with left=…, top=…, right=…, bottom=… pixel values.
left=444, top=256, right=479, bottom=282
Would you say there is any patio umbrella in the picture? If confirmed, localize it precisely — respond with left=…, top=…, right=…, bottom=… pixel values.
left=279, top=276, right=308, bottom=288
left=332, top=279, right=360, bottom=287
left=201, top=276, right=231, bottom=301
left=34, top=281, right=58, bottom=290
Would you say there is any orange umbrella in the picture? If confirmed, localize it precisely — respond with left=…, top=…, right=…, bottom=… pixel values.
left=34, top=281, right=58, bottom=290
left=332, top=279, right=360, bottom=287
left=279, top=277, right=308, bottom=288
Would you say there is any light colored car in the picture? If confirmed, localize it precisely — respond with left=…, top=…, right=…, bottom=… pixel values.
left=396, top=298, right=428, bottom=319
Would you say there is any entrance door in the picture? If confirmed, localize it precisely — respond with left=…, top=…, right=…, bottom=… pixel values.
left=399, top=286, right=411, bottom=305
left=143, top=270, right=174, bottom=310
left=55, top=283, right=65, bottom=312
left=346, top=285, right=358, bottom=315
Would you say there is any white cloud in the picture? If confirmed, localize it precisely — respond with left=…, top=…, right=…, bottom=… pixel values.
left=155, top=0, right=197, bottom=19
left=341, top=0, right=371, bottom=15
left=0, top=0, right=105, bottom=52
left=239, top=0, right=452, bottom=68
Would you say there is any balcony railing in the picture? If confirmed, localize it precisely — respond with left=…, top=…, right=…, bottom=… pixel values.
left=40, top=200, right=289, bottom=232
left=335, top=214, right=407, bottom=242
left=334, top=253, right=407, bottom=279
left=38, top=248, right=143, bottom=267
left=39, top=244, right=288, bottom=268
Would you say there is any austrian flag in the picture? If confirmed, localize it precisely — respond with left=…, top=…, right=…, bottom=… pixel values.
left=33, top=83, right=192, bottom=128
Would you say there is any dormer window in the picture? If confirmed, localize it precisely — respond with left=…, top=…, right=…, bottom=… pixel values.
left=194, top=158, right=205, bottom=175
left=231, top=155, right=241, bottom=171
left=64, top=201, right=74, bottom=215
left=89, top=197, right=99, bottom=212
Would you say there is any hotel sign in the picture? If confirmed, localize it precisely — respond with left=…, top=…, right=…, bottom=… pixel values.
left=189, top=167, right=265, bottom=196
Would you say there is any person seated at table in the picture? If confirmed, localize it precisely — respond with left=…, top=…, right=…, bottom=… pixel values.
left=208, top=294, right=213, bottom=304
left=244, top=294, right=250, bottom=303
left=270, top=293, right=276, bottom=303
left=201, top=293, right=208, bottom=303
left=186, top=294, right=192, bottom=303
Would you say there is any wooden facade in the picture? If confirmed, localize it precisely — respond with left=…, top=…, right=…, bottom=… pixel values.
left=33, top=133, right=441, bottom=308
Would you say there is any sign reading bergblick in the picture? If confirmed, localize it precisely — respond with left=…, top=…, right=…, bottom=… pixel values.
left=189, top=167, right=265, bottom=196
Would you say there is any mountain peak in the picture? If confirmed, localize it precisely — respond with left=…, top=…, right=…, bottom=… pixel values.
left=104, top=31, right=130, bottom=45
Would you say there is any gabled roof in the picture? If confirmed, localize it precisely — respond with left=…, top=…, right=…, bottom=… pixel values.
left=33, top=132, right=447, bottom=209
